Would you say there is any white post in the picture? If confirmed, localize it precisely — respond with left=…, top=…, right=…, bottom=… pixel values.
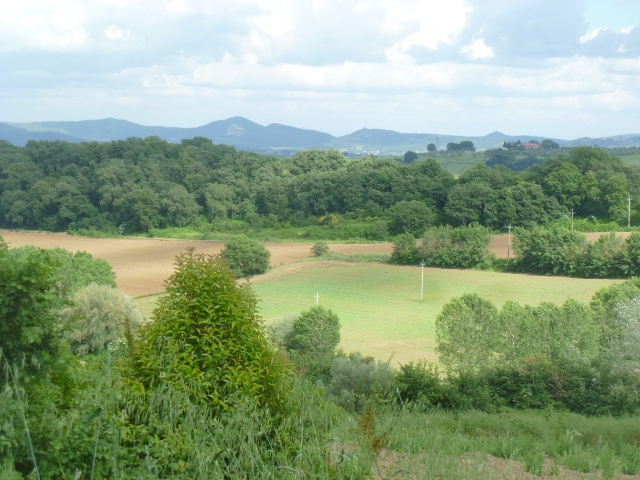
left=315, top=292, right=319, bottom=305
left=571, top=209, right=574, bottom=232
left=420, top=261, right=425, bottom=301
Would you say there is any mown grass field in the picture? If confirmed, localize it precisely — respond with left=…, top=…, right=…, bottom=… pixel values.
left=248, top=261, right=619, bottom=365
left=620, top=153, right=640, bottom=167
left=428, top=151, right=484, bottom=174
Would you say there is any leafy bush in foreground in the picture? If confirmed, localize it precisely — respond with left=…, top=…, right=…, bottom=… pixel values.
left=127, top=248, right=289, bottom=414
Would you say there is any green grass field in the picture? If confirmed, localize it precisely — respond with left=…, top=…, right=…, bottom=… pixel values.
left=620, top=153, right=640, bottom=167
left=429, top=152, right=484, bottom=174
left=248, top=262, right=619, bottom=365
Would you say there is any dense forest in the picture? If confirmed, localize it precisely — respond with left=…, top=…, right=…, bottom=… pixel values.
left=1, top=138, right=638, bottom=237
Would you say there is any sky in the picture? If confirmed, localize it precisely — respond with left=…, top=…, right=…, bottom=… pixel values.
left=1, top=0, right=639, bottom=139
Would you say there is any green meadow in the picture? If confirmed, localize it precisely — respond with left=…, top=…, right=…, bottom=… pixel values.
left=620, top=153, right=640, bottom=167
left=249, top=262, right=619, bottom=365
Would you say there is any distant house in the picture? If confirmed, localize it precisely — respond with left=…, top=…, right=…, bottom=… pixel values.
left=522, top=142, right=541, bottom=150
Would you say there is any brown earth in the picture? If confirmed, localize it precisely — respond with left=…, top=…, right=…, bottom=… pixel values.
left=0, top=230, right=392, bottom=296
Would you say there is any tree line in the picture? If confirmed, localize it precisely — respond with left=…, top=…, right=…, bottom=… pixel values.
left=1, top=138, right=637, bottom=236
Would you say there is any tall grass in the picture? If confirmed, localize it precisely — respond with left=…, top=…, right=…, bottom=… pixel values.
left=4, top=346, right=640, bottom=479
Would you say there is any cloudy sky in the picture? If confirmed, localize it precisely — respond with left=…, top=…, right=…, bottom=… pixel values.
left=1, top=0, right=638, bottom=139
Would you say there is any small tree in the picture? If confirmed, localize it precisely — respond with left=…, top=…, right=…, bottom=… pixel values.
left=310, top=241, right=329, bottom=257
left=285, top=306, right=341, bottom=383
left=427, top=143, right=436, bottom=153
left=435, top=294, right=499, bottom=374
left=221, top=236, right=271, bottom=278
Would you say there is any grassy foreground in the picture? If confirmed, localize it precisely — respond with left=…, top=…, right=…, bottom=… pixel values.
left=252, top=262, right=617, bottom=365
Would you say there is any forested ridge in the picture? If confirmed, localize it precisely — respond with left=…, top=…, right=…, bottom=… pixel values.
left=0, top=137, right=638, bottom=236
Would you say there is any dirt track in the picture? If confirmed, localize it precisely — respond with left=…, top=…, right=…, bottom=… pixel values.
left=0, top=230, right=392, bottom=296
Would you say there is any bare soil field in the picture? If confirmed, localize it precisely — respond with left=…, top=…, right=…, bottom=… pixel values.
left=0, top=230, right=392, bottom=296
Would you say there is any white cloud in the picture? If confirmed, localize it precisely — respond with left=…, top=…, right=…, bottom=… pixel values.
left=104, top=26, right=126, bottom=40
left=620, top=25, right=635, bottom=35
left=460, top=38, right=494, bottom=60
left=580, top=27, right=603, bottom=43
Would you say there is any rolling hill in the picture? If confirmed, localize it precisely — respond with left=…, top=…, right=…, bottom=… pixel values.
left=2, top=117, right=638, bottom=154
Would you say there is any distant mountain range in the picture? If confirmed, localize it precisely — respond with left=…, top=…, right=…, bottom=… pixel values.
left=1, top=117, right=639, bottom=154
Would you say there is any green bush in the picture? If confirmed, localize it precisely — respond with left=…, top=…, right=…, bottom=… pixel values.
left=221, top=235, right=271, bottom=278
left=310, top=240, right=329, bottom=257
left=486, top=360, right=556, bottom=410
left=127, top=249, right=289, bottom=414
left=285, top=306, right=341, bottom=383
left=396, top=361, right=450, bottom=408
left=513, top=226, right=632, bottom=278
left=420, top=224, right=493, bottom=269
left=390, top=233, right=420, bottom=265
left=328, top=352, right=396, bottom=412
left=8, top=246, right=117, bottom=296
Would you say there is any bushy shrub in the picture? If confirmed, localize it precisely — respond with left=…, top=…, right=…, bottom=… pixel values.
left=391, top=225, right=493, bottom=269
left=622, top=233, right=640, bottom=276
left=512, top=225, right=586, bottom=275
left=396, top=361, right=449, bottom=407
left=390, top=233, right=420, bottom=265
left=60, top=283, right=145, bottom=355
left=513, top=226, right=633, bottom=278
left=221, top=235, right=271, bottom=278
left=310, top=240, right=329, bottom=257
left=486, top=359, right=556, bottom=410
left=420, top=224, right=493, bottom=269
left=328, top=352, right=396, bottom=412
left=127, top=249, right=289, bottom=414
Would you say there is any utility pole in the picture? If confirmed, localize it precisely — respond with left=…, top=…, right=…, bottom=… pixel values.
left=315, top=292, right=319, bottom=305
left=629, top=196, right=632, bottom=228
left=570, top=209, right=574, bottom=232
left=507, top=225, right=512, bottom=260
left=420, top=261, right=425, bottom=301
